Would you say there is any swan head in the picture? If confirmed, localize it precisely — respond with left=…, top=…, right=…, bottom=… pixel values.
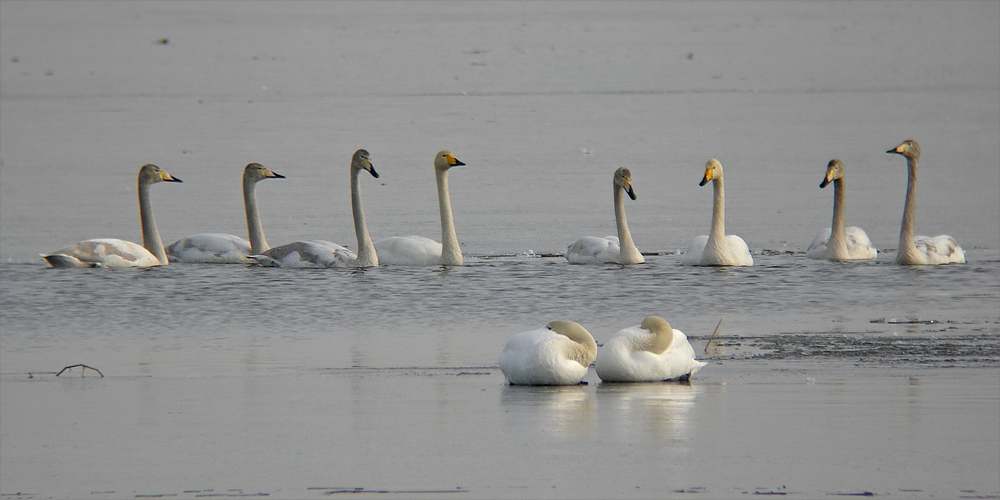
left=352, top=149, right=379, bottom=178
left=699, top=159, right=722, bottom=187
left=434, top=150, right=466, bottom=172
left=546, top=320, right=598, bottom=365
left=887, top=140, right=920, bottom=161
left=641, top=316, right=675, bottom=354
left=244, top=163, right=285, bottom=183
left=614, top=167, right=637, bottom=200
left=819, top=159, right=844, bottom=188
left=139, top=164, right=182, bottom=185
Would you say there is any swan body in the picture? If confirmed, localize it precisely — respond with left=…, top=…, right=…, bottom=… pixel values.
left=683, top=159, right=753, bottom=266
left=166, top=163, right=284, bottom=263
left=886, top=140, right=965, bottom=265
left=566, top=167, right=644, bottom=265
left=374, top=150, right=465, bottom=266
left=499, top=321, right=598, bottom=386
left=251, top=149, right=379, bottom=268
left=43, top=164, right=182, bottom=268
left=595, top=316, right=706, bottom=382
left=806, top=159, right=877, bottom=260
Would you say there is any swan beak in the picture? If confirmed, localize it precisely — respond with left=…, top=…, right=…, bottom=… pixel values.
left=887, top=143, right=905, bottom=155
left=625, top=183, right=637, bottom=200
left=266, top=170, right=285, bottom=179
left=367, top=164, right=380, bottom=179
left=446, top=155, right=466, bottom=167
left=161, top=171, right=182, bottom=183
left=698, top=168, right=713, bottom=186
left=820, top=170, right=833, bottom=188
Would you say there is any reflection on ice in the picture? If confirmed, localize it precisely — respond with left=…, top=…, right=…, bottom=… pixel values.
left=500, top=384, right=596, bottom=440
left=596, top=381, right=704, bottom=441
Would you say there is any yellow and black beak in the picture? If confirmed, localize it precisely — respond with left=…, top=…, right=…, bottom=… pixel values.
left=447, top=155, right=466, bottom=167
left=625, top=182, right=637, bottom=200
left=699, top=168, right=713, bottom=187
left=161, top=170, right=182, bottom=183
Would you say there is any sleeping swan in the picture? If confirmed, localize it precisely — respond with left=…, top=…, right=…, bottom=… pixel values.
left=499, top=321, right=598, bottom=386
left=566, top=167, right=644, bottom=265
left=886, top=140, right=965, bottom=265
left=595, top=316, right=707, bottom=382
left=43, top=164, right=182, bottom=268
left=166, top=163, right=284, bottom=263
left=250, top=149, right=379, bottom=268
left=806, top=159, right=877, bottom=260
left=683, top=159, right=753, bottom=266
left=374, top=150, right=465, bottom=266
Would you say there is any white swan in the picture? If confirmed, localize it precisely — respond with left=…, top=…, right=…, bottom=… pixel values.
left=806, top=159, right=877, bottom=261
left=43, top=164, right=182, bottom=268
left=886, top=140, right=965, bottom=265
left=595, top=316, right=707, bottom=383
left=250, top=149, right=379, bottom=268
left=165, top=163, right=284, bottom=263
left=374, top=150, right=465, bottom=266
left=566, top=167, right=644, bottom=265
left=683, top=159, right=753, bottom=266
left=499, top=320, right=598, bottom=386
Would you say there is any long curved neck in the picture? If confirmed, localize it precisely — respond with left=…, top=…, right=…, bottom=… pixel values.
left=898, top=156, right=919, bottom=260
left=708, top=176, right=726, bottom=244
left=351, top=167, right=377, bottom=267
left=436, top=168, right=462, bottom=266
left=828, top=177, right=847, bottom=254
left=244, top=176, right=269, bottom=253
left=614, top=184, right=643, bottom=264
left=647, top=327, right=673, bottom=355
left=138, top=179, right=168, bottom=265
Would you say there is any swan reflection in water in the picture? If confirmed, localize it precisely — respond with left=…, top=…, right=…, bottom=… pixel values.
left=500, top=384, right=596, bottom=440
left=596, top=381, right=705, bottom=441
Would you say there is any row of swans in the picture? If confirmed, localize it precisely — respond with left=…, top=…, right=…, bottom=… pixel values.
left=499, top=316, right=707, bottom=386
left=42, top=140, right=964, bottom=268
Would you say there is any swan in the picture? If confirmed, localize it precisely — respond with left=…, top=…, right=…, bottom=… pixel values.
left=595, top=316, right=707, bottom=383
left=499, top=320, right=598, bottom=386
left=886, top=140, right=965, bottom=265
left=566, top=167, right=644, bottom=265
left=250, top=149, right=379, bottom=268
left=165, top=163, right=284, bottom=263
left=374, top=150, right=465, bottom=266
left=43, top=164, right=182, bottom=268
left=806, top=159, right=877, bottom=261
left=683, top=159, right=753, bottom=266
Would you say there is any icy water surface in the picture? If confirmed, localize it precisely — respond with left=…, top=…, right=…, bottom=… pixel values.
left=1, top=1, right=999, bottom=499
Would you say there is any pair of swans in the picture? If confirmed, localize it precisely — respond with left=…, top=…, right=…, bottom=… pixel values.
left=499, top=316, right=706, bottom=386
left=43, top=164, right=183, bottom=268
left=566, top=167, right=644, bottom=265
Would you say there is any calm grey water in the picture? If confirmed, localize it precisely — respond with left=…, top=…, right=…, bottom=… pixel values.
left=1, top=2, right=998, bottom=499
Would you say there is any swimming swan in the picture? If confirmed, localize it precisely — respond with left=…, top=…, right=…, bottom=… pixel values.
left=806, top=159, right=877, bottom=261
left=595, top=316, right=707, bottom=382
left=250, top=149, right=379, bottom=268
left=374, top=150, right=465, bottom=266
left=165, top=163, right=284, bottom=263
left=566, top=167, right=644, bottom=265
left=499, top=320, right=598, bottom=386
left=683, top=159, right=753, bottom=266
left=886, top=140, right=965, bottom=265
left=43, top=164, right=182, bottom=268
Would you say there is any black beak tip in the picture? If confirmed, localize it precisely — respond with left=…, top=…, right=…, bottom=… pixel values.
left=369, top=166, right=380, bottom=179
left=273, top=173, right=286, bottom=179
left=454, top=159, right=466, bottom=167
left=699, top=179, right=708, bottom=187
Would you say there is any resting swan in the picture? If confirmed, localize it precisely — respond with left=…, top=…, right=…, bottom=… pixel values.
left=43, top=164, right=182, bottom=268
left=250, top=149, right=379, bottom=268
left=806, top=159, right=877, bottom=260
left=595, top=316, right=707, bottom=382
left=886, top=140, right=965, bottom=265
left=374, top=150, right=465, bottom=266
left=683, top=159, right=753, bottom=266
left=165, top=163, right=284, bottom=263
left=499, top=321, right=598, bottom=386
left=566, top=167, right=644, bottom=265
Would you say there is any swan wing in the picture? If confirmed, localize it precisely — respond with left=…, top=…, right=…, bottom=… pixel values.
left=914, top=235, right=965, bottom=264
left=251, top=240, right=348, bottom=268
left=724, top=235, right=754, bottom=266
left=806, top=228, right=832, bottom=259
left=500, top=328, right=588, bottom=385
left=166, top=233, right=252, bottom=263
left=374, top=236, right=443, bottom=266
left=566, top=236, right=620, bottom=264
left=843, top=227, right=878, bottom=260
left=44, top=239, right=162, bottom=268
left=682, top=235, right=709, bottom=265
left=596, top=327, right=706, bottom=382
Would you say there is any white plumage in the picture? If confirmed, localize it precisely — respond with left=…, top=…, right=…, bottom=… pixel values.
left=596, top=316, right=707, bottom=383
left=683, top=159, right=753, bottom=266
left=566, top=167, right=644, bottom=265
left=499, top=321, right=598, bottom=386
left=807, top=159, right=877, bottom=261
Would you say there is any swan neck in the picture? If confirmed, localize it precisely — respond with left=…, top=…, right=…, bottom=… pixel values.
left=829, top=177, right=847, bottom=252
left=647, top=327, right=674, bottom=355
left=709, top=176, right=726, bottom=243
left=613, top=183, right=643, bottom=264
left=351, top=167, right=377, bottom=266
left=244, top=175, right=269, bottom=253
left=898, top=157, right=918, bottom=258
left=138, top=177, right=168, bottom=264
left=436, top=168, right=462, bottom=265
